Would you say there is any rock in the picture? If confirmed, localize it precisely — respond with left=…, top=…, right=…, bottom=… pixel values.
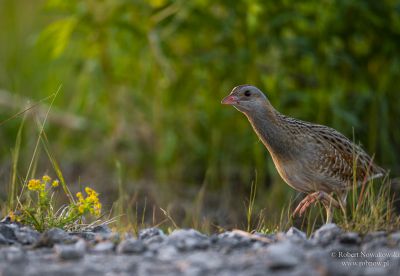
left=361, top=231, right=388, bottom=251
left=70, top=231, right=97, bottom=241
left=35, top=228, right=76, bottom=247
left=138, top=228, right=165, bottom=240
left=139, top=228, right=167, bottom=250
left=55, top=239, right=86, bottom=260
left=388, top=231, right=400, bottom=246
left=0, top=246, right=26, bottom=263
left=89, top=224, right=117, bottom=241
left=0, top=223, right=396, bottom=275
left=253, top=232, right=277, bottom=242
left=167, top=229, right=210, bottom=251
left=266, top=240, right=303, bottom=270
left=363, top=231, right=387, bottom=241
left=14, top=226, right=40, bottom=245
left=363, top=231, right=387, bottom=242
left=307, top=247, right=357, bottom=276
left=311, top=223, right=343, bottom=246
left=286, top=227, right=307, bottom=241
left=92, top=224, right=111, bottom=234
left=117, top=238, right=146, bottom=254
left=361, top=238, right=388, bottom=251
left=0, top=233, right=15, bottom=245
left=339, top=232, right=361, bottom=245
left=0, top=233, right=9, bottom=245
left=95, top=232, right=120, bottom=243
left=215, top=231, right=255, bottom=252
left=156, top=245, right=179, bottom=261
left=92, top=241, right=115, bottom=253
left=0, top=224, right=17, bottom=241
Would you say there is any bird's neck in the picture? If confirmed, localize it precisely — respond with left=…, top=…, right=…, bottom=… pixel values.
left=244, top=107, right=289, bottom=158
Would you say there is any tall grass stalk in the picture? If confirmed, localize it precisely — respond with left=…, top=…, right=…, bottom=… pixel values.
left=246, top=172, right=258, bottom=232
left=17, top=85, right=62, bottom=204
left=7, top=116, right=26, bottom=209
left=41, top=131, right=75, bottom=204
left=338, top=174, right=398, bottom=234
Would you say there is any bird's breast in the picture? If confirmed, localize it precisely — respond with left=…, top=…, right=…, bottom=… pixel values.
left=270, top=155, right=314, bottom=193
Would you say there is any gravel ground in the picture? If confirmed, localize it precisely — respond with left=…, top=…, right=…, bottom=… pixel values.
left=0, top=218, right=400, bottom=276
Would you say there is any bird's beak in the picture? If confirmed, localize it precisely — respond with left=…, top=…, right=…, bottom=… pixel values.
left=221, top=95, right=239, bottom=105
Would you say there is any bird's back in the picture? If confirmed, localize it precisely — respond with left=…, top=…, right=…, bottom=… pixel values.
left=274, top=114, right=385, bottom=193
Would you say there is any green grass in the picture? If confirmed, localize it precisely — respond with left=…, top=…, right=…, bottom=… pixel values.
left=337, top=176, right=400, bottom=234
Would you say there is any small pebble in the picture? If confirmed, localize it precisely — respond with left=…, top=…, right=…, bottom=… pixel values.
left=117, top=238, right=146, bottom=254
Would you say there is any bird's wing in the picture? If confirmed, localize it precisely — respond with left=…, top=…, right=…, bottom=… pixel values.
left=308, top=125, right=385, bottom=189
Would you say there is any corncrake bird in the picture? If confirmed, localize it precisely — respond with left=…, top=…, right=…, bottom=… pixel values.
left=222, top=85, right=385, bottom=223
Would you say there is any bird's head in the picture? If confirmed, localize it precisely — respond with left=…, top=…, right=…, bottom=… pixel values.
left=221, top=85, right=270, bottom=113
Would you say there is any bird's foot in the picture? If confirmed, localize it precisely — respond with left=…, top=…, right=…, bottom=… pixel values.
left=293, top=191, right=339, bottom=218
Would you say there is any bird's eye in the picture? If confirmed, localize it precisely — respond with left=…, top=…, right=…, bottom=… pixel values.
left=244, top=90, right=251, bottom=97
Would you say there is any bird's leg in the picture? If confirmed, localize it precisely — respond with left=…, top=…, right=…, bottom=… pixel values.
left=322, top=192, right=348, bottom=223
left=293, top=191, right=339, bottom=221
left=324, top=204, right=333, bottom=224
left=293, top=192, right=321, bottom=217
left=322, top=199, right=337, bottom=223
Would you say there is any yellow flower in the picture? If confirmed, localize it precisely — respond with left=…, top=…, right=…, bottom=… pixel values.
left=76, top=192, right=83, bottom=199
left=78, top=205, right=85, bottom=214
left=87, top=194, right=98, bottom=203
left=85, top=187, right=98, bottom=196
left=52, top=180, right=59, bottom=187
left=42, top=175, right=51, bottom=183
left=28, top=179, right=42, bottom=191
left=75, top=187, right=101, bottom=216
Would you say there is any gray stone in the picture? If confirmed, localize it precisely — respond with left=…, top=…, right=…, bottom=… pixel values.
left=0, top=233, right=7, bottom=244
left=388, top=231, right=400, bottom=246
left=92, top=224, right=111, bottom=233
left=70, top=231, right=97, bottom=241
left=1, top=246, right=26, bottom=263
left=286, top=227, right=307, bottom=240
left=167, top=229, right=210, bottom=251
left=253, top=232, right=277, bottom=242
left=143, top=234, right=167, bottom=251
left=362, top=231, right=388, bottom=251
left=361, top=238, right=388, bottom=251
left=156, top=244, right=179, bottom=261
left=215, top=231, right=254, bottom=252
left=339, top=232, right=361, bottom=245
left=84, top=225, right=117, bottom=242
left=0, top=224, right=17, bottom=241
left=138, top=227, right=165, bottom=240
left=92, top=241, right=115, bottom=253
left=117, top=238, right=146, bottom=254
left=0, top=223, right=396, bottom=275
left=311, top=223, right=343, bottom=246
left=0, top=233, right=13, bottom=245
left=266, top=240, right=303, bottom=270
left=55, top=239, right=86, bottom=260
left=14, top=226, right=40, bottom=245
left=36, top=227, right=76, bottom=247
left=363, top=231, right=387, bottom=242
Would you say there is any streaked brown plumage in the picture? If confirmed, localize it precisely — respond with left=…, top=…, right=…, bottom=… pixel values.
left=222, top=85, right=385, bottom=223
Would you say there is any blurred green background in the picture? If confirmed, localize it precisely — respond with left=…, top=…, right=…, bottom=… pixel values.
left=1, top=0, right=400, bottom=230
